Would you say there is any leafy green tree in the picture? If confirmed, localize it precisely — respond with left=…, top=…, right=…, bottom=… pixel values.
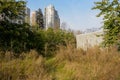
left=93, top=0, right=120, bottom=48
left=0, top=0, right=26, bottom=22
left=36, top=8, right=44, bottom=29
left=33, top=29, right=45, bottom=55
left=0, top=0, right=30, bottom=53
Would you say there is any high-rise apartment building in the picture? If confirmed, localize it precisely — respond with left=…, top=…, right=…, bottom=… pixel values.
left=31, top=11, right=37, bottom=26
left=24, top=7, right=30, bottom=24
left=44, top=5, right=60, bottom=30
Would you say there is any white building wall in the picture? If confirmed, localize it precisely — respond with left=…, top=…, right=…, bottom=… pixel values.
left=76, top=30, right=103, bottom=50
left=25, top=7, right=30, bottom=24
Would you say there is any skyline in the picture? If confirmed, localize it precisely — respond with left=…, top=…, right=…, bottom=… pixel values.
left=27, top=0, right=102, bottom=31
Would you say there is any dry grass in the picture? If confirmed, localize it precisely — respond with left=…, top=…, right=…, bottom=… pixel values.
left=0, top=46, right=120, bottom=80
left=0, top=50, right=51, bottom=80
left=55, top=46, right=120, bottom=80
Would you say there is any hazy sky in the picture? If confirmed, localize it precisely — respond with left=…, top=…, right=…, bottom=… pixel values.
left=27, top=0, right=103, bottom=31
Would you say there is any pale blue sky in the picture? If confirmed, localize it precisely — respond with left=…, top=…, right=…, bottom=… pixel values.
left=27, top=0, right=102, bottom=31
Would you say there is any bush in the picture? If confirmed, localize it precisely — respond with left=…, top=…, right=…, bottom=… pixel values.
left=0, top=26, right=76, bottom=57
left=43, top=28, right=76, bottom=57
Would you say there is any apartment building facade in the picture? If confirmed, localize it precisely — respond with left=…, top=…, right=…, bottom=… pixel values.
left=44, top=5, right=60, bottom=30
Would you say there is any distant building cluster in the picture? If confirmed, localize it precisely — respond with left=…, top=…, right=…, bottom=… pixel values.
left=31, top=5, right=60, bottom=30
left=0, top=5, right=60, bottom=30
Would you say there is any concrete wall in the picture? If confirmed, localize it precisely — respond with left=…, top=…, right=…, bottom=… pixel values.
left=76, top=30, right=103, bottom=50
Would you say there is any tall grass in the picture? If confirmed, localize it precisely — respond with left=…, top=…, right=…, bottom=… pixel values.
left=0, top=45, right=120, bottom=80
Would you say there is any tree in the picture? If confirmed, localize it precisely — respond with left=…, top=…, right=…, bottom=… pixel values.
left=0, top=0, right=30, bottom=53
left=36, top=8, right=44, bottom=29
left=93, top=0, right=120, bottom=48
left=0, top=0, right=26, bottom=23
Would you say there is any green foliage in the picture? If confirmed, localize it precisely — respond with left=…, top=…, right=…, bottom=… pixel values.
left=0, top=21, right=32, bottom=53
left=34, top=28, right=76, bottom=57
left=44, top=28, right=76, bottom=57
left=0, top=0, right=26, bottom=22
left=0, top=0, right=29, bottom=53
left=0, top=0, right=76, bottom=57
left=36, top=8, right=44, bottom=29
left=93, top=0, right=120, bottom=48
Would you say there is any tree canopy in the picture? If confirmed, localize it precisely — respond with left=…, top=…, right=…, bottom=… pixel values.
left=0, top=0, right=30, bottom=53
left=0, top=0, right=26, bottom=22
left=93, top=0, right=120, bottom=49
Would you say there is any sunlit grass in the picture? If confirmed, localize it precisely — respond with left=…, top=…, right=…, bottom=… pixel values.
left=0, top=45, right=120, bottom=80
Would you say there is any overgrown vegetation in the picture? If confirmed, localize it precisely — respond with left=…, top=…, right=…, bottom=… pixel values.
left=0, top=25, right=75, bottom=57
left=0, top=46, right=120, bottom=80
left=1, top=0, right=120, bottom=80
left=32, top=28, right=76, bottom=57
left=0, top=0, right=75, bottom=57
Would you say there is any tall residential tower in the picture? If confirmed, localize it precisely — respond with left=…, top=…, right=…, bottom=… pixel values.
left=44, top=5, right=60, bottom=30
left=31, top=11, right=37, bottom=26
left=25, top=7, right=30, bottom=24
